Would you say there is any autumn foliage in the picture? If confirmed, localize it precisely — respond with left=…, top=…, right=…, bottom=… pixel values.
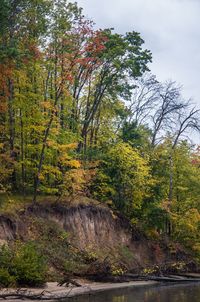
left=0, top=0, right=200, bottom=259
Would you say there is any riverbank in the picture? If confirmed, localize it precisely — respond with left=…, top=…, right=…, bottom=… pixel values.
left=0, top=280, right=158, bottom=301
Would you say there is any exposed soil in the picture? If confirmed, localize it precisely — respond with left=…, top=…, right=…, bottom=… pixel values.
left=0, top=200, right=198, bottom=277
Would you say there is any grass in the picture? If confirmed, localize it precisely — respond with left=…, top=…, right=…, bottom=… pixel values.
left=0, top=192, right=103, bottom=216
left=0, top=193, right=30, bottom=216
left=0, top=193, right=56, bottom=216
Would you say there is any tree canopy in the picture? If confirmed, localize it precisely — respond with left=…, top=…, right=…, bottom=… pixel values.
left=0, top=0, right=200, bottom=260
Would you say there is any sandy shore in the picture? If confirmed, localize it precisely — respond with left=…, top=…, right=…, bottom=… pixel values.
left=0, top=280, right=158, bottom=301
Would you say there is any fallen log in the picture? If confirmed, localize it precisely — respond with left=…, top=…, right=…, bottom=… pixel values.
left=58, top=278, right=82, bottom=287
left=171, top=273, right=200, bottom=279
left=0, top=275, right=200, bottom=300
left=0, top=288, right=76, bottom=300
left=146, top=276, right=200, bottom=282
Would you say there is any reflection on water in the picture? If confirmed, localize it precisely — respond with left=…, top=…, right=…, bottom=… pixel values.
left=65, top=283, right=200, bottom=302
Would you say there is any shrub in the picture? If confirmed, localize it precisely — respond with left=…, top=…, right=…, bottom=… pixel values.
left=0, top=242, right=47, bottom=287
left=12, top=242, right=47, bottom=286
left=0, top=268, right=16, bottom=287
left=0, top=244, right=12, bottom=269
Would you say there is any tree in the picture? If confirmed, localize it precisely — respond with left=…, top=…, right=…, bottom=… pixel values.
left=92, top=142, right=152, bottom=219
left=32, top=4, right=108, bottom=202
left=121, top=121, right=151, bottom=150
left=126, top=73, right=160, bottom=126
left=77, top=30, right=152, bottom=153
left=150, top=81, right=186, bottom=147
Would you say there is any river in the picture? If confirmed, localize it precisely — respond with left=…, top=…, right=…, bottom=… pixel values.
left=63, top=283, right=200, bottom=302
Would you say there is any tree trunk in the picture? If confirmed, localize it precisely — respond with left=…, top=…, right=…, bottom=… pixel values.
left=33, top=45, right=59, bottom=203
left=8, top=78, right=17, bottom=189
left=20, top=109, right=25, bottom=196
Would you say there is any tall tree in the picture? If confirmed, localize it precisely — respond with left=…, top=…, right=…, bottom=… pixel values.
left=77, top=30, right=152, bottom=153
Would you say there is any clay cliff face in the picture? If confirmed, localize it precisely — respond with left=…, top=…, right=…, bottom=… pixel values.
left=48, top=205, right=131, bottom=249
left=0, top=203, right=186, bottom=271
left=0, top=216, right=16, bottom=243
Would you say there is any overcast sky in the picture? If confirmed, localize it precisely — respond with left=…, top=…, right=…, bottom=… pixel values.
left=77, top=0, right=200, bottom=142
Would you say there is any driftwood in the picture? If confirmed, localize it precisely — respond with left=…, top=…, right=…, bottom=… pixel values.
left=144, top=275, right=200, bottom=282
left=85, top=272, right=200, bottom=284
left=0, top=274, right=200, bottom=300
left=0, top=287, right=79, bottom=300
left=122, top=272, right=200, bottom=282
left=0, top=282, right=95, bottom=301
left=58, top=278, right=82, bottom=287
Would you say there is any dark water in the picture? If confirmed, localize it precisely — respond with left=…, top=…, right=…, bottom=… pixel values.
left=65, top=283, right=200, bottom=302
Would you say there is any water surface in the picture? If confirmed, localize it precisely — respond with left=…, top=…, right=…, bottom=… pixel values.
left=64, top=283, right=200, bottom=302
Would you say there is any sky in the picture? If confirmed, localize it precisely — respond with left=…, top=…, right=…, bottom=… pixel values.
left=77, top=0, right=200, bottom=142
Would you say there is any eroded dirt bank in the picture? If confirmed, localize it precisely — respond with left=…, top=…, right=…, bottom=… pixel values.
left=0, top=200, right=195, bottom=277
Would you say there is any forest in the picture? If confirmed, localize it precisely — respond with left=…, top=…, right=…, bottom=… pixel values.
left=0, top=0, right=200, bottom=289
